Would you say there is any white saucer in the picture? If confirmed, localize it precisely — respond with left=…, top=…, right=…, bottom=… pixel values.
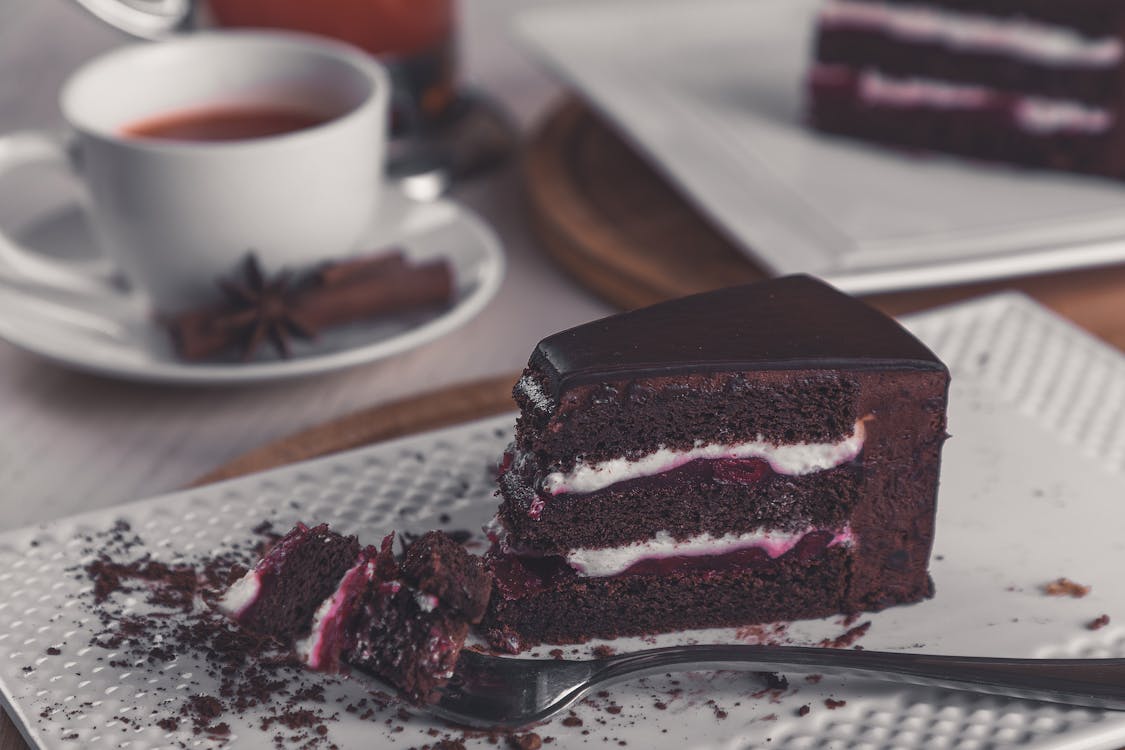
left=0, top=188, right=504, bottom=385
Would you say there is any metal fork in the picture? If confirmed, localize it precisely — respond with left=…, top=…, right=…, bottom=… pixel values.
left=431, top=646, right=1125, bottom=729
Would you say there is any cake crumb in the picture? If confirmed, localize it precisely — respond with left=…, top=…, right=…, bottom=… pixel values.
left=797, top=705, right=811, bottom=717
left=757, top=672, right=789, bottom=690
left=736, top=622, right=789, bottom=646
left=825, top=699, right=847, bottom=710
left=508, top=733, right=543, bottom=750
left=560, top=713, right=583, bottom=727
left=706, top=701, right=728, bottom=720
left=819, top=621, right=871, bottom=649
left=1088, top=614, right=1111, bottom=630
left=1044, top=578, right=1090, bottom=597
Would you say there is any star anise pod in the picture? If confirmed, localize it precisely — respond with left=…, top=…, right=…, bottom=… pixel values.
left=212, top=254, right=317, bottom=360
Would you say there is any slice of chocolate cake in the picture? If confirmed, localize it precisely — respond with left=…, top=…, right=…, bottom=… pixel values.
left=483, top=275, right=950, bottom=651
left=216, top=525, right=491, bottom=703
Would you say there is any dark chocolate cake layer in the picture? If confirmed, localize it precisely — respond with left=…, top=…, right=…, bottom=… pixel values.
left=496, top=457, right=863, bottom=553
left=483, top=546, right=876, bottom=652
left=816, top=28, right=1124, bottom=104
left=516, top=369, right=861, bottom=471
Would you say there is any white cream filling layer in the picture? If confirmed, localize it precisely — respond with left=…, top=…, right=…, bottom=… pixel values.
left=295, top=592, right=343, bottom=668
left=844, top=68, right=1114, bottom=134
left=215, top=569, right=261, bottom=618
left=542, top=419, right=866, bottom=496
left=566, top=527, right=855, bottom=578
left=820, top=0, right=1123, bottom=66
left=294, top=559, right=375, bottom=669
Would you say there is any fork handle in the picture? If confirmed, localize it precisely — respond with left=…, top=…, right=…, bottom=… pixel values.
left=595, top=646, right=1125, bottom=711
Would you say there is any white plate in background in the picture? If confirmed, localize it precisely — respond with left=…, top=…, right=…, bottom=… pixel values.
left=515, top=0, right=1125, bottom=293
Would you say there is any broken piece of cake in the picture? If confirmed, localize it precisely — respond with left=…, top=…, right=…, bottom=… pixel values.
left=215, top=523, right=491, bottom=703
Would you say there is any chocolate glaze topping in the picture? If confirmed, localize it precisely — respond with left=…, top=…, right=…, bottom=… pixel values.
left=529, top=276, right=946, bottom=397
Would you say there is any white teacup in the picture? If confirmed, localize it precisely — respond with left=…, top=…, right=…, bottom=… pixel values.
left=0, top=31, right=389, bottom=311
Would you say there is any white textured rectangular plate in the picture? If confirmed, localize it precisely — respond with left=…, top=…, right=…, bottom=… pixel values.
left=514, top=0, right=1125, bottom=294
left=4, top=294, right=1125, bottom=749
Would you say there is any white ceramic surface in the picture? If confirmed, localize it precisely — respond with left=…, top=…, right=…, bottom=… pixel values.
left=0, top=30, right=389, bottom=309
left=514, top=0, right=1125, bottom=294
left=3, top=293, right=1125, bottom=749
left=0, top=188, right=505, bottom=384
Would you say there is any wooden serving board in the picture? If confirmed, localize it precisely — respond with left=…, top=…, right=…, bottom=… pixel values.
left=525, top=98, right=1125, bottom=352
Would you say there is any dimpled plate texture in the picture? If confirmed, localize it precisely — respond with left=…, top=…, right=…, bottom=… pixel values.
left=2, top=292, right=1125, bottom=750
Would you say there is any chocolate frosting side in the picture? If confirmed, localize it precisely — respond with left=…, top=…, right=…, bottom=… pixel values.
left=529, top=275, right=947, bottom=397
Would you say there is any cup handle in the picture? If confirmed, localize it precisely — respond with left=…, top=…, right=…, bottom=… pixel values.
left=69, top=0, right=193, bottom=40
left=0, top=131, right=131, bottom=300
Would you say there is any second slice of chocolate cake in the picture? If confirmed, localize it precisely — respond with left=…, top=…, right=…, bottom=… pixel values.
left=483, top=275, right=950, bottom=651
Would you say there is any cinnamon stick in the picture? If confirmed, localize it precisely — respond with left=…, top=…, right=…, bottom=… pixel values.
left=167, top=252, right=454, bottom=362
left=298, top=260, right=452, bottom=329
left=315, top=249, right=408, bottom=286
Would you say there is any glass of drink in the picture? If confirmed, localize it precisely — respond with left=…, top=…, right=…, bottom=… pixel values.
left=72, top=0, right=514, bottom=184
left=206, top=0, right=457, bottom=126
left=71, top=0, right=457, bottom=127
